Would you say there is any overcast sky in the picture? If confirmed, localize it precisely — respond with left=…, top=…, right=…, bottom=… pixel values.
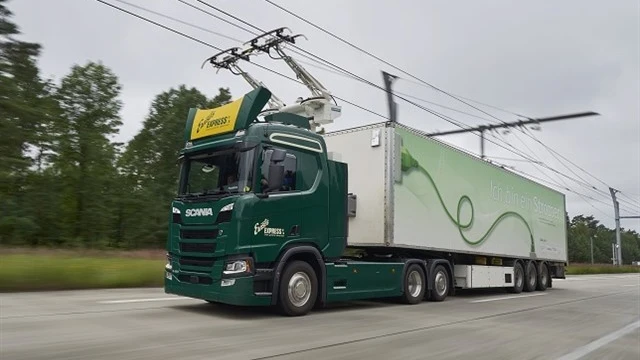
left=10, top=0, right=640, bottom=232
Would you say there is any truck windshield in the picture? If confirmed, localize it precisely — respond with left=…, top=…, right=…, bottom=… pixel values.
left=178, top=147, right=255, bottom=198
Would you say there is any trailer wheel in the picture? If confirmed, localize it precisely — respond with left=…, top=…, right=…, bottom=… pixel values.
left=536, top=263, right=549, bottom=291
left=508, top=262, right=525, bottom=294
left=277, top=260, right=317, bottom=316
left=523, top=261, right=538, bottom=292
left=401, top=264, right=426, bottom=304
left=430, top=265, right=449, bottom=302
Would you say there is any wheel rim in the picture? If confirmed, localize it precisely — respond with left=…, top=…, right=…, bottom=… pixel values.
left=435, top=271, right=447, bottom=296
left=407, top=270, right=423, bottom=297
left=541, top=266, right=548, bottom=285
left=515, top=267, right=524, bottom=288
left=528, top=266, right=536, bottom=287
left=287, top=272, right=312, bottom=307
left=515, top=266, right=523, bottom=288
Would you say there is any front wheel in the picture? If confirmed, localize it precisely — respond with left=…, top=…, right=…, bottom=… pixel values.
left=277, top=260, right=318, bottom=316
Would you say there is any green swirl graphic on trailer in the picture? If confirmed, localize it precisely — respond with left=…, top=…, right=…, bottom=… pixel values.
left=398, top=145, right=536, bottom=254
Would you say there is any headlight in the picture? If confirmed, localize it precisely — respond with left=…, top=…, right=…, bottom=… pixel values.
left=220, top=203, right=234, bottom=212
left=165, top=253, right=172, bottom=271
left=224, top=259, right=251, bottom=275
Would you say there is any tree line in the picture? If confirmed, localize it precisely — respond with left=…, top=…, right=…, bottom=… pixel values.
left=1, top=1, right=639, bottom=263
left=0, top=1, right=230, bottom=248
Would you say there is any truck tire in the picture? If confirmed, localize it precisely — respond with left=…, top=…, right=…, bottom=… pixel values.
left=430, top=265, right=449, bottom=302
left=523, top=261, right=538, bottom=292
left=508, top=262, right=524, bottom=294
left=536, top=263, right=549, bottom=291
left=277, top=260, right=318, bottom=316
left=401, top=264, right=426, bottom=304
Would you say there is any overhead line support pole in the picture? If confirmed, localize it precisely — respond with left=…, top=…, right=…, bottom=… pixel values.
left=609, top=187, right=623, bottom=266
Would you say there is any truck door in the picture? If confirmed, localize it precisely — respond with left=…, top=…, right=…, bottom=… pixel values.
left=249, top=146, right=327, bottom=264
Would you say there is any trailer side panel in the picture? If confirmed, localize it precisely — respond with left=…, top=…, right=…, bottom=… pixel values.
left=324, top=124, right=388, bottom=245
left=392, top=125, right=567, bottom=262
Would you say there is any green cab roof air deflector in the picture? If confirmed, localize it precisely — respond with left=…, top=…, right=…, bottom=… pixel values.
left=264, top=112, right=311, bottom=130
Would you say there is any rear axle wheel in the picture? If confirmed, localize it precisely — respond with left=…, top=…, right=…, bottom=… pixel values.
left=429, top=265, right=449, bottom=302
left=401, top=264, right=426, bottom=304
left=508, top=262, right=524, bottom=293
left=523, top=261, right=538, bottom=292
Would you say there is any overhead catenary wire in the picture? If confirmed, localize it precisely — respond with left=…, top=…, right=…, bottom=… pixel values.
left=282, top=48, right=624, bottom=198
left=96, top=0, right=223, bottom=51
left=96, top=0, right=626, bottom=218
left=186, top=1, right=636, bottom=215
left=124, top=2, right=607, bottom=195
left=398, top=77, right=529, bottom=119
left=112, top=0, right=243, bottom=43
left=97, top=0, right=389, bottom=122
left=261, top=0, right=637, bottom=212
left=262, top=0, right=514, bottom=128
left=187, top=1, right=476, bottom=131
left=521, top=126, right=639, bottom=211
left=289, top=55, right=497, bottom=124
left=177, top=0, right=259, bottom=37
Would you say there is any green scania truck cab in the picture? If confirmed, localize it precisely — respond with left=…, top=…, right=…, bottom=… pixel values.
left=164, top=86, right=567, bottom=316
left=164, top=87, right=402, bottom=316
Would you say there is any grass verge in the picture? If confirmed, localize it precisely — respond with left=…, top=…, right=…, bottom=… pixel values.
left=566, top=263, right=640, bottom=275
left=1, top=248, right=638, bottom=292
left=0, top=253, right=165, bottom=292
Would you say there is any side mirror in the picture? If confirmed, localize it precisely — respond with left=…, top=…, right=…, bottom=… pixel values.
left=270, top=148, right=287, bottom=163
left=257, top=148, right=287, bottom=199
left=267, top=163, right=284, bottom=191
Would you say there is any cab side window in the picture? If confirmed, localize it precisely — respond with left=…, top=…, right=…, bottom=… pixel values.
left=261, top=149, right=297, bottom=192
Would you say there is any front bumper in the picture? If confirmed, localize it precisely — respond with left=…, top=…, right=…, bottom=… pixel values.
left=164, top=269, right=272, bottom=307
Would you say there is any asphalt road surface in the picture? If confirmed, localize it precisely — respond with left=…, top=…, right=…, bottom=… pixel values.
left=1, top=274, right=639, bottom=360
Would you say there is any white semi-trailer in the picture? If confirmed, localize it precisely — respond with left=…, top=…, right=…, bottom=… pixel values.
left=324, top=121, right=567, bottom=295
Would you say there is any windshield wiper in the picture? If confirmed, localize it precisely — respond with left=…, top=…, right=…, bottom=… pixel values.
left=177, top=187, right=240, bottom=200
left=210, top=187, right=240, bottom=196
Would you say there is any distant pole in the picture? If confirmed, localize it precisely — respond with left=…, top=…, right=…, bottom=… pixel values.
left=590, top=237, right=594, bottom=264
left=382, top=71, right=398, bottom=123
left=609, top=187, right=623, bottom=266
left=612, top=243, right=616, bottom=265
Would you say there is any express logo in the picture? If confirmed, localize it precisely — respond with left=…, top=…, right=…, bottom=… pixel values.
left=196, top=110, right=231, bottom=134
left=185, top=208, right=214, bottom=217
left=254, top=219, right=269, bottom=235
left=254, top=219, right=285, bottom=237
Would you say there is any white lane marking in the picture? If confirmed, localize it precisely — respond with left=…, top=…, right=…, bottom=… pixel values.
left=98, top=297, right=185, bottom=304
left=470, top=293, right=547, bottom=303
left=556, top=319, right=640, bottom=360
left=564, top=276, right=636, bottom=281
left=622, top=284, right=639, bottom=287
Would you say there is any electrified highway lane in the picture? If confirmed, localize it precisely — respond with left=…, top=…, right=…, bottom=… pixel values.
left=1, top=274, right=638, bottom=360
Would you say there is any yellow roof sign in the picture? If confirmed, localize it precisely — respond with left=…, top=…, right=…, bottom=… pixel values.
left=190, top=96, right=244, bottom=140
